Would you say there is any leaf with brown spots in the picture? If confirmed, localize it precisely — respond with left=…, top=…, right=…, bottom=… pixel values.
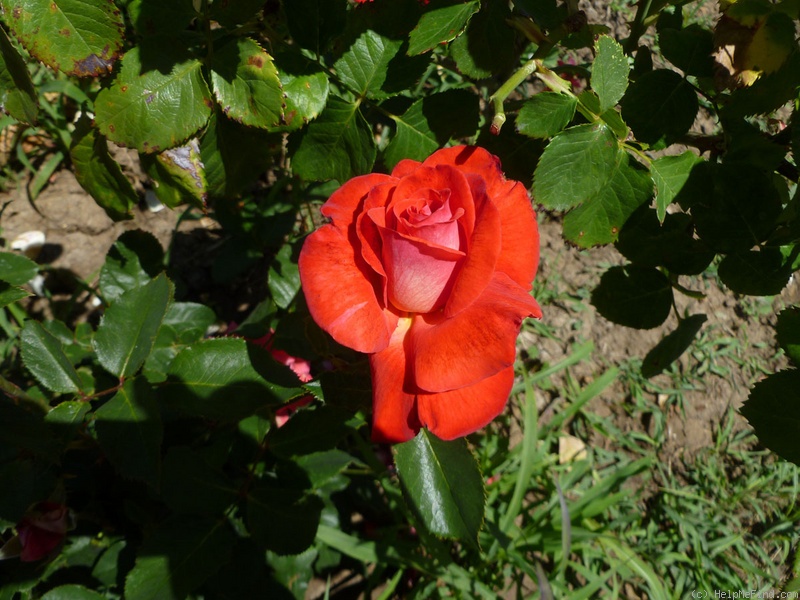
left=0, top=0, right=123, bottom=77
left=209, top=37, right=282, bottom=129
left=94, top=47, right=212, bottom=153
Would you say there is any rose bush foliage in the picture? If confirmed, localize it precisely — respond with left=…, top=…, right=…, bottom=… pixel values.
left=299, top=146, right=541, bottom=442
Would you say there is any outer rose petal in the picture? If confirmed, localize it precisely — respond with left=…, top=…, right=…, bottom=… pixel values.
left=417, top=366, right=515, bottom=440
left=443, top=178, right=501, bottom=318
left=412, top=272, right=542, bottom=393
left=299, top=225, right=397, bottom=353
left=391, top=158, right=422, bottom=179
left=321, top=173, right=396, bottom=228
left=370, top=319, right=420, bottom=443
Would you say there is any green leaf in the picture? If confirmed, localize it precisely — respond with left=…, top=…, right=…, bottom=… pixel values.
left=0, top=251, right=37, bottom=284
left=740, top=370, right=800, bottom=466
left=124, top=516, right=236, bottom=600
left=0, top=0, right=123, bottom=76
left=99, top=230, right=165, bottom=303
left=275, top=52, right=329, bottom=131
left=516, top=92, right=577, bottom=139
left=292, top=96, right=375, bottom=182
left=641, top=314, right=707, bottom=378
left=200, top=109, right=275, bottom=198
left=718, top=248, right=791, bottom=296
left=247, top=473, right=323, bottom=555
left=44, top=400, right=90, bottom=451
left=591, top=265, right=673, bottom=329
left=620, top=69, right=698, bottom=145
left=777, top=306, right=800, bottom=367
left=691, top=163, right=782, bottom=253
left=407, top=1, right=480, bottom=55
left=283, top=0, right=346, bottom=54
left=95, top=48, right=212, bottom=153
left=210, top=37, right=282, bottom=129
left=450, top=0, right=516, bottom=79
left=141, top=141, right=207, bottom=209
left=161, top=446, right=238, bottom=514
left=162, top=338, right=304, bottom=421
left=70, top=115, right=138, bottom=221
left=0, top=282, right=31, bottom=307
left=20, top=320, right=83, bottom=394
left=335, top=30, right=424, bottom=100
left=143, top=302, right=216, bottom=383
left=40, top=585, right=107, bottom=600
left=650, top=151, right=703, bottom=222
left=384, top=89, right=479, bottom=169
left=296, top=450, right=356, bottom=488
left=268, top=405, right=352, bottom=458
left=0, top=25, right=37, bottom=123
left=95, top=377, right=162, bottom=488
left=658, top=24, right=715, bottom=77
left=532, top=123, right=620, bottom=211
left=592, top=35, right=630, bottom=113
left=393, top=429, right=484, bottom=547
left=562, top=152, right=653, bottom=247
left=93, top=274, right=173, bottom=378
left=616, top=206, right=714, bottom=275
left=268, top=244, right=300, bottom=309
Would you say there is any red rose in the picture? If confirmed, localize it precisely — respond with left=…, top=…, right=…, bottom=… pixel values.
left=16, top=502, right=72, bottom=562
left=298, top=146, right=541, bottom=443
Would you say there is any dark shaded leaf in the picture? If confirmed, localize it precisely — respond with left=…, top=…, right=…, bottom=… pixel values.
left=621, top=69, right=698, bottom=145
left=124, top=516, right=236, bottom=600
left=268, top=244, right=300, bottom=309
left=268, top=405, right=352, bottom=458
left=283, top=0, right=346, bottom=54
left=161, top=446, right=238, bottom=514
left=777, top=306, right=800, bottom=368
left=450, top=0, right=516, bottom=79
left=659, top=24, right=715, bottom=77
left=591, top=265, right=673, bottom=329
left=718, top=248, right=791, bottom=296
left=95, top=377, right=162, bottom=488
left=741, top=370, right=800, bottom=466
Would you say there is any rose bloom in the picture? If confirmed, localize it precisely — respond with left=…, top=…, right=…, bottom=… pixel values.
left=17, top=502, right=72, bottom=562
left=299, top=146, right=541, bottom=443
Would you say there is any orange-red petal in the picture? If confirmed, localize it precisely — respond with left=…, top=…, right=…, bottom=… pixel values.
left=443, top=178, right=501, bottom=317
left=417, top=366, right=515, bottom=440
left=412, top=272, right=542, bottom=393
left=391, top=158, right=422, bottom=179
left=321, top=173, right=396, bottom=228
left=299, top=225, right=397, bottom=354
left=369, top=319, right=420, bottom=443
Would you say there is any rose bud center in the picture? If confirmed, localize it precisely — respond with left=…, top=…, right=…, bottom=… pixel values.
left=378, top=188, right=466, bottom=314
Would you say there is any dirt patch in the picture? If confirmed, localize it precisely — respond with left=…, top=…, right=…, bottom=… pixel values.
left=528, top=214, right=796, bottom=459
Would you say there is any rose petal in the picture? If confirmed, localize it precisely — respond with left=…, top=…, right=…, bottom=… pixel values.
left=493, top=181, right=539, bottom=289
left=378, top=224, right=464, bottom=313
left=412, top=272, right=542, bottom=392
left=299, top=225, right=397, bottom=353
left=443, top=178, right=502, bottom=317
left=391, top=165, right=476, bottom=240
left=391, top=158, right=423, bottom=179
left=417, top=366, right=515, bottom=440
left=424, top=146, right=539, bottom=289
left=321, top=173, right=396, bottom=228
left=370, top=318, right=420, bottom=443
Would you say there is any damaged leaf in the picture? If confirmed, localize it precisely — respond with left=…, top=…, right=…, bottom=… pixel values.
left=0, top=0, right=123, bottom=77
left=141, top=140, right=207, bottom=208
